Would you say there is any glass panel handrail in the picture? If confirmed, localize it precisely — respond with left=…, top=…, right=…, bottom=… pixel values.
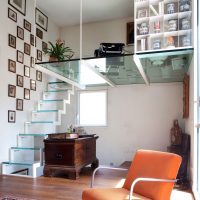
left=37, top=54, right=145, bottom=85
left=136, top=48, right=193, bottom=83
left=36, top=49, right=193, bottom=86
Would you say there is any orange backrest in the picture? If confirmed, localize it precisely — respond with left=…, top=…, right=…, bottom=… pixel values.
left=123, top=149, right=182, bottom=200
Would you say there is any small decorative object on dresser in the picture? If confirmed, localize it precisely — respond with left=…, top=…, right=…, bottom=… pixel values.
left=170, top=119, right=182, bottom=146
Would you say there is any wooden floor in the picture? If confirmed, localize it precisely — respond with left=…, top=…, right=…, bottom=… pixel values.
left=0, top=167, right=194, bottom=200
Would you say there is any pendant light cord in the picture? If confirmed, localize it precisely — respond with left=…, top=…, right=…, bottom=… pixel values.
left=80, top=0, right=82, bottom=61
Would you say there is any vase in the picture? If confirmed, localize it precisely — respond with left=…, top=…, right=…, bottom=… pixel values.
left=49, top=56, right=58, bottom=62
left=170, top=119, right=182, bottom=145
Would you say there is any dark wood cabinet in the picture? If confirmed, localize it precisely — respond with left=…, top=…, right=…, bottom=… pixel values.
left=43, top=136, right=99, bottom=179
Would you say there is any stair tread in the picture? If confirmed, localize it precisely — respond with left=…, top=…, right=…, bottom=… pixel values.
left=11, top=147, right=42, bottom=150
left=25, top=121, right=54, bottom=124
left=2, top=161, right=41, bottom=166
left=39, top=99, right=64, bottom=102
left=48, top=81, right=66, bottom=84
left=44, top=90, right=68, bottom=93
left=33, top=110, right=59, bottom=113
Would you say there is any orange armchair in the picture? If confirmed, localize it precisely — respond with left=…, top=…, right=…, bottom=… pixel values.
left=82, top=149, right=182, bottom=200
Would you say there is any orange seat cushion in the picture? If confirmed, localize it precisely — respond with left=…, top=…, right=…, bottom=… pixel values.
left=82, top=188, right=151, bottom=200
left=123, top=150, right=182, bottom=200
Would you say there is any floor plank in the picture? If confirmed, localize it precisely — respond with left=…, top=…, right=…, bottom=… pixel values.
left=0, top=168, right=194, bottom=200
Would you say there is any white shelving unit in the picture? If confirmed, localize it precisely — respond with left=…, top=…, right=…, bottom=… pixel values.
left=135, top=0, right=192, bottom=52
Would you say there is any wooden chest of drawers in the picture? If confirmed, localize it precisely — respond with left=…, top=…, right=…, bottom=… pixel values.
left=43, top=136, right=99, bottom=179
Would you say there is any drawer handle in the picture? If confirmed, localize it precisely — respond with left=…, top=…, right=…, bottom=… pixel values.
left=55, top=153, right=63, bottom=159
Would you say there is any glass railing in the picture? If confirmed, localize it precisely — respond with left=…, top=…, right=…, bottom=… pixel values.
left=36, top=48, right=193, bottom=87
left=135, top=48, right=193, bottom=83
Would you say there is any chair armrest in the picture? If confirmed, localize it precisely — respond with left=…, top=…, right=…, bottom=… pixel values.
left=91, top=166, right=128, bottom=188
left=129, top=177, right=177, bottom=200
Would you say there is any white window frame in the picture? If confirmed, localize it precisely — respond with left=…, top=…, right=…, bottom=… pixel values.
left=77, top=90, right=107, bottom=127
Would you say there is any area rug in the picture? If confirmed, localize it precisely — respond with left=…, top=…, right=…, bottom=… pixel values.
left=0, top=193, right=35, bottom=200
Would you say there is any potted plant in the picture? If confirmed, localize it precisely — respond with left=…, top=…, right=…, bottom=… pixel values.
left=44, top=39, right=74, bottom=61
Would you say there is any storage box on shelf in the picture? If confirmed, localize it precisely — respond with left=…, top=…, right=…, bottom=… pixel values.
left=135, top=0, right=192, bottom=52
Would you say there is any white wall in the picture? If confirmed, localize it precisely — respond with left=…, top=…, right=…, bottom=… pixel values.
left=0, top=0, right=59, bottom=166
left=60, top=17, right=134, bottom=58
left=73, top=83, right=183, bottom=166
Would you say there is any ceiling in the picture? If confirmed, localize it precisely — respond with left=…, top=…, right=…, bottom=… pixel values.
left=36, top=0, right=134, bottom=27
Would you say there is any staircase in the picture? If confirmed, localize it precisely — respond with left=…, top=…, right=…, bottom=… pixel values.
left=2, top=81, right=74, bottom=177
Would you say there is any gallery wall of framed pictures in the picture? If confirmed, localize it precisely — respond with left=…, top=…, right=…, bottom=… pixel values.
left=7, top=0, right=51, bottom=123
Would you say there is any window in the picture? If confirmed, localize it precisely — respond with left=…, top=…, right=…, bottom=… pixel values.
left=78, top=90, right=107, bottom=126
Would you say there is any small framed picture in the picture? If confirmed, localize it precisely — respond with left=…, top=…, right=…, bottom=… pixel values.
left=17, top=50, right=24, bottom=64
left=8, top=84, right=16, bottom=98
left=8, top=34, right=16, bottom=48
left=24, top=65, right=30, bottom=77
left=24, top=42, right=30, bottom=55
left=30, top=79, right=36, bottom=91
left=37, top=49, right=42, bottom=61
left=35, top=8, right=48, bottom=31
left=36, top=28, right=43, bottom=39
left=8, top=0, right=26, bottom=16
left=137, top=9, right=148, bottom=18
left=16, top=98, right=23, bottom=111
left=30, top=56, right=34, bottom=67
left=24, top=88, right=30, bottom=100
left=24, top=19, right=31, bottom=32
left=17, top=26, right=24, bottom=40
left=17, top=74, right=23, bottom=87
left=36, top=70, right=42, bottom=82
left=8, top=7, right=17, bottom=22
left=42, top=41, right=48, bottom=52
left=8, top=110, right=16, bottom=123
left=126, top=22, right=134, bottom=45
left=30, top=34, right=34, bottom=46
left=8, top=59, right=16, bottom=73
